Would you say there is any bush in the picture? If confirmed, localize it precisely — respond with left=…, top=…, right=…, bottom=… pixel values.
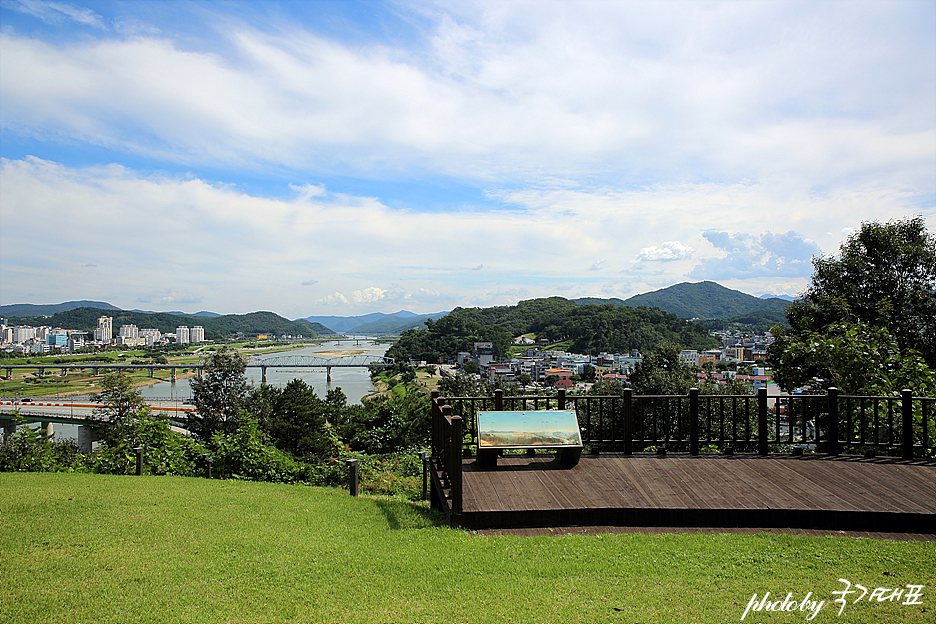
left=80, top=409, right=207, bottom=477
left=0, top=415, right=79, bottom=472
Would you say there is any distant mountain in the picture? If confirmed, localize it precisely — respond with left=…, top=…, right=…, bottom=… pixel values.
left=760, top=293, right=796, bottom=301
left=351, top=311, right=448, bottom=334
left=304, top=310, right=448, bottom=334
left=575, top=281, right=791, bottom=321
left=0, top=301, right=122, bottom=317
left=131, top=309, right=222, bottom=317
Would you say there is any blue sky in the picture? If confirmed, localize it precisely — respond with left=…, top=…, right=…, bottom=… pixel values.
left=1, top=0, right=933, bottom=318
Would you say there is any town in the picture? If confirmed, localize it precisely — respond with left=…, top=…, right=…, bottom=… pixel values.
left=1, top=315, right=207, bottom=353
left=450, top=331, right=773, bottom=392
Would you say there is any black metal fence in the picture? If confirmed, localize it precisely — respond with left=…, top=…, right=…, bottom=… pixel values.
left=432, top=388, right=935, bottom=460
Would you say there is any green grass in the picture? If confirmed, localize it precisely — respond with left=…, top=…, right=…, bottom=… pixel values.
left=2, top=473, right=933, bottom=624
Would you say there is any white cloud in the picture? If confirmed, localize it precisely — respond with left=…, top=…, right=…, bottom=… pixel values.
left=318, top=292, right=349, bottom=307
left=3, top=0, right=106, bottom=29
left=0, top=1, right=931, bottom=191
left=690, top=231, right=820, bottom=279
left=636, top=241, right=694, bottom=262
left=352, top=287, right=387, bottom=305
left=2, top=156, right=931, bottom=314
left=0, top=2, right=933, bottom=314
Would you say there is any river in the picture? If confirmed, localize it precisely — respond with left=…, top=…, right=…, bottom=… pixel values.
left=32, top=338, right=390, bottom=442
left=137, top=337, right=391, bottom=404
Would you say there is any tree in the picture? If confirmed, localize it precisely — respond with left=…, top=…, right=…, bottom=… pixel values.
left=769, top=216, right=936, bottom=393
left=261, top=379, right=342, bottom=459
left=627, top=342, right=695, bottom=395
left=188, top=347, right=251, bottom=439
left=783, top=216, right=936, bottom=367
left=769, top=322, right=935, bottom=396
left=93, top=373, right=148, bottom=443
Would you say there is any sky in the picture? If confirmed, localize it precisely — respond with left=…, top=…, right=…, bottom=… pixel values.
left=1, top=0, right=934, bottom=319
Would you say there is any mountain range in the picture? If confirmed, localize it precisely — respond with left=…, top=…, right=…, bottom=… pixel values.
left=303, top=310, right=449, bottom=334
left=2, top=281, right=794, bottom=336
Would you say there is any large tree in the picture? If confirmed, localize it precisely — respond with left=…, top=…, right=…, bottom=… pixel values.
left=783, top=216, right=936, bottom=367
left=769, top=216, right=936, bottom=392
left=188, top=347, right=252, bottom=439
left=93, top=373, right=148, bottom=444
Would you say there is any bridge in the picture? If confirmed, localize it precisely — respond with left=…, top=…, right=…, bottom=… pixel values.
left=1, top=399, right=192, bottom=452
left=246, top=354, right=394, bottom=382
left=1, top=353, right=395, bottom=383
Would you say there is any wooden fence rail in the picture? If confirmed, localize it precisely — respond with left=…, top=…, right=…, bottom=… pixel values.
left=428, top=388, right=935, bottom=519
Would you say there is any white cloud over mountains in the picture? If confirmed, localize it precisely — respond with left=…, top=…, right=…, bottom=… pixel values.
left=0, top=1, right=933, bottom=314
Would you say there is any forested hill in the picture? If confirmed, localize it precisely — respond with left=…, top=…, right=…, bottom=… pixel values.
left=576, top=281, right=791, bottom=320
left=386, top=297, right=718, bottom=364
left=4, top=307, right=331, bottom=340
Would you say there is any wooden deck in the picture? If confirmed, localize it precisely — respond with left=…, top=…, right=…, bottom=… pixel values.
left=455, top=453, right=936, bottom=533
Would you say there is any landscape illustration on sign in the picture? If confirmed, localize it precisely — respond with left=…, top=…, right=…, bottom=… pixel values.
left=478, top=411, right=582, bottom=448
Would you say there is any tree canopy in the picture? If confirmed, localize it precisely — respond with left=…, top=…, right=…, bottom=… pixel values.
left=784, top=216, right=935, bottom=367
left=769, top=216, right=936, bottom=393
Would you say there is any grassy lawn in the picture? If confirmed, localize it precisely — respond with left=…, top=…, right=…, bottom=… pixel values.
left=1, top=472, right=933, bottom=624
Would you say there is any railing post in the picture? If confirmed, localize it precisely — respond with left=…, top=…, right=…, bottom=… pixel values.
left=689, top=388, right=699, bottom=455
left=827, top=387, right=840, bottom=455
left=902, top=389, right=914, bottom=460
left=623, top=388, right=632, bottom=455
left=757, top=387, right=769, bottom=456
left=558, top=388, right=566, bottom=410
left=494, top=389, right=503, bottom=412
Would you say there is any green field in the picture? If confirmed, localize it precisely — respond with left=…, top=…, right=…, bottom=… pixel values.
left=2, top=472, right=933, bottom=624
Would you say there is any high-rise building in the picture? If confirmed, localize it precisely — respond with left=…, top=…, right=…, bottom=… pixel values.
left=13, top=326, right=37, bottom=344
left=140, top=329, right=162, bottom=346
left=96, top=316, right=113, bottom=342
left=119, top=324, right=139, bottom=339
left=190, top=326, right=205, bottom=343
left=176, top=326, right=190, bottom=344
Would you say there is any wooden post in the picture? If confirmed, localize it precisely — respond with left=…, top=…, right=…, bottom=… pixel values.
left=623, top=388, right=632, bottom=455
left=558, top=388, right=566, bottom=410
left=494, top=389, right=503, bottom=412
left=689, top=388, right=699, bottom=456
left=827, top=387, right=840, bottom=455
left=902, top=389, right=914, bottom=460
left=757, top=387, right=768, bottom=456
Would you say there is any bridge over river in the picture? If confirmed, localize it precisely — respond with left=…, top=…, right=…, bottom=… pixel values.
left=247, top=354, right=394, bottom=383
left=2, top=354, right=394, bottom=384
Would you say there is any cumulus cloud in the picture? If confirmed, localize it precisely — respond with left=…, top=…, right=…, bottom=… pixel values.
left=589, top=260, right=606, bottom=271
left=318, top=292, right=349, bottom=307
left=352, top=287, right=387, bottom=304
left=636, top=241, right=694, bottom=262
left=690, top=230, right=820, bottom=279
